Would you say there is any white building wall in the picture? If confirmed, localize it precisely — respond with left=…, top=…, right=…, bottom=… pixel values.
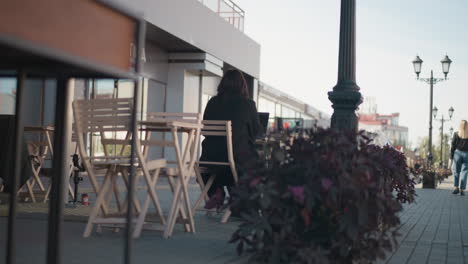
left=142, top=41, right=169, bottom=84
left=113, top=0, right=260, bottom=78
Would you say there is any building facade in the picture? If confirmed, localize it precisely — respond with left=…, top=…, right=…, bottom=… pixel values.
left=257, top=82, right=330, bottom=130
left=0, top=0, right=330, bottom=159
left=359, top=113, right=409, bottom=149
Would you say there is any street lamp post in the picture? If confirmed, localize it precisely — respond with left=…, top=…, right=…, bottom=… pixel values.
left=412, top=55, right=452, bottom=167
left=433, top=106, right=454, bottom=168
left=328, top=0, right=363, bottom=132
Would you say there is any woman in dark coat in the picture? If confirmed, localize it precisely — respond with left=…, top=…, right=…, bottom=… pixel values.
left=200, top=69, right=262, bottom=209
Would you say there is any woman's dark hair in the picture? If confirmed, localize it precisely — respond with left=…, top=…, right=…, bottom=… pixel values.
left=217, top=69, right=249, bottom=98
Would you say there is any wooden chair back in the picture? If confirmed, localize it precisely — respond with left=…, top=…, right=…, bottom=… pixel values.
left=146, top=112, right=201, bottom=123
left=192, top=120, right=237, bottom=223
left=199, top=120, right=235, bottom=173
left=73, top=98, right=134, bottom=158
left=72, top=98, right=135, bottom=193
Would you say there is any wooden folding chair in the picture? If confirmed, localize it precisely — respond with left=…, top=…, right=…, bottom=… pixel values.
left=73, top=98, right=167, bottom=238
left=43, top=134, right=77, bottom=203
left=144, top=112, right=201, bottom=238
left=19, top=126, right=75, bottom=203
left=18, top=133, right=53, bottom=202
left=18, top=141, right=52, bottom=203
left=192, top=120, right=238, bottom=223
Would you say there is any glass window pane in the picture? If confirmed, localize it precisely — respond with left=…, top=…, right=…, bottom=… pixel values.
left=94, top=79, right=114, bottom=99
left=275, top=103, right=282, bottom=118
left=0, top=77, right=17, bottom=114
left=117, top=80, right=134, bottom=98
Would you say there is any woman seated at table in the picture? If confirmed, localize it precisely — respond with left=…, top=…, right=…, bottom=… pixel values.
left=200, top=69, right=263, bottom=209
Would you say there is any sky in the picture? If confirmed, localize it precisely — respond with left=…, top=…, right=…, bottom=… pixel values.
left=234, top=0, right=468, bottom=148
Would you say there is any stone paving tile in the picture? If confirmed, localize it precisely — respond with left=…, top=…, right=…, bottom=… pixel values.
left=427, top=244, right=448, bottom=264
left=387, top=241, right=416, bottom=264
left=407, top=242, right=431, bottom=264
left=380, top=175, right=468, bottom=264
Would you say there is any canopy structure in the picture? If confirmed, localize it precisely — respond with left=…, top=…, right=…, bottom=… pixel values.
left=0, top=1, right=145, bottom=263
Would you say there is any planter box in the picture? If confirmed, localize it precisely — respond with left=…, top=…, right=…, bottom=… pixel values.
left=422, top=174, right=436, bottom=189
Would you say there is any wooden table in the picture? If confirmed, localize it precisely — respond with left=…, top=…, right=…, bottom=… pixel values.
left=139, top=119, right=202, bottom=238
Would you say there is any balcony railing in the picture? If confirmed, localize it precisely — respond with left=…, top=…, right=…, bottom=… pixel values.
left=199, top=0, right=245, bottom=32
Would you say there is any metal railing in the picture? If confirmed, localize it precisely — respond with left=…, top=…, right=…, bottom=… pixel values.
left=198, top=0, right=245, bottom=32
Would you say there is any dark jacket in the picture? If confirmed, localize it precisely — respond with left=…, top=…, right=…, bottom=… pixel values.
left=200, top=95, right=262, bottom=168
left=451, top=132, right=468, bottom=159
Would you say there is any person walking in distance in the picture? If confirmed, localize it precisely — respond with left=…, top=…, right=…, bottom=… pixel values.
left=451, top=120, right=468, bottom=195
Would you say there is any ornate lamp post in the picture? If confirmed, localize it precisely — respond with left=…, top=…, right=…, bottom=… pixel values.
left=433, top=106, right=454, bottom=168
left=328, top=0, right=362, bottom=132
left=412, top=55, right=452, bottom=166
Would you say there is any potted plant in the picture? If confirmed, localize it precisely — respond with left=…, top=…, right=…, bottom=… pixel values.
left=230, top=129, right=416, bottom=264
left=417, top=167, right=451, bottom=188
left=421, top=168, right=436, bottom=189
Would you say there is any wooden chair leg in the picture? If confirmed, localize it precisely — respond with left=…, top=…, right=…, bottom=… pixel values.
left=192, top=174, right=216, bottom=214
left=68, top=182, right=75, bottom=200
left=120, top=169, right=141, bottom=213
left=67, top=165, right=75, bottom=201
left=219, top=163, right=238, bottom=224
left=30, top=167, right=45, bottom=192
left=164, top=179, right=182, bottom=238
left=84, top=165, right=109, bottom=214
left=83, top=168, right=113, bottom=237
left=167, top=176, right=191, bottom=233
left=104, top=180, right=115, bottom=210
left=44, top=184, right=51, bottom=203
left=221, top=209, right=232, bottom=223
left=112, top=175, right=123, bottom=213
left=27, top=143, right=46, bottom=193
left=133, top=192, right=151, bottom=238
left=173, top=130, right=196, bottom=234
left=25, top=179, right=36, bottom=203
left=182, top=185, right=194, bottom=233
left=148, top=168, right=166, bottom=225
left=194, top=166, right=209, bottom=201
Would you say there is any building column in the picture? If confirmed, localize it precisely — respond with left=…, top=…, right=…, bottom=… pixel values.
left=328, top=0, right=362, bottom=132
left=164, top=53, right=223, bottom=162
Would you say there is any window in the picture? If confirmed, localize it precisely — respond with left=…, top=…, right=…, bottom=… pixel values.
left=0, top=77, right=16, bottom=114
left=258, top=97, right=275, bottom=117
left=275, top=103, right=282, bottom=118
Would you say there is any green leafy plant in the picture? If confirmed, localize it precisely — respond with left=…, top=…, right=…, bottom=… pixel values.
left=230, top=129, right=416, bottom=264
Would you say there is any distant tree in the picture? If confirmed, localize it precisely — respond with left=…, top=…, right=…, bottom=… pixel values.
left=417, top=134, right=451, bottom=167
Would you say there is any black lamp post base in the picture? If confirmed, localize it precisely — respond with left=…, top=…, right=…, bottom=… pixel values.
left=328, top=90, right=362, bottom=132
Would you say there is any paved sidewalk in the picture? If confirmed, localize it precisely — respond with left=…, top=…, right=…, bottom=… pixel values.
left=380, top=175, right=467, bottom=264
left=1, top=175, right=467, bottom=264
left=0, top=213, right=243, bottom=264
left=0, top=185, right=244, bottom=264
